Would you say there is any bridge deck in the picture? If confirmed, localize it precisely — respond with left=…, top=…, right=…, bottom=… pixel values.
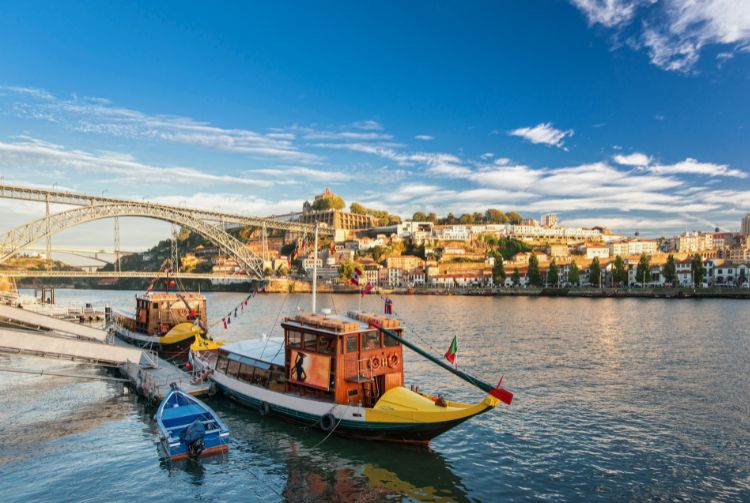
left=0, top=304, right=108, bottom=341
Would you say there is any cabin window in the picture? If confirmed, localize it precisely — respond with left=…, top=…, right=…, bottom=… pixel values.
left=227, top=359, right=241, bottom=378
left=303, top=333, right=317, bottom=351
left=152, top=303, right=158, bottom=309
left=345, top=336, right=357, bottom=353
left=384, top=333, right=400, bottom=348
left=238, top=363, right=255, bottom=382
left=287, top=330, right=302, bottom=348
left=319, top=335, right=335, bottom=354
left=216, top=355, right=229, bottom=373
left=253, top=367, right=270, bottom=386
left=363, top=332, right=380, bottom=350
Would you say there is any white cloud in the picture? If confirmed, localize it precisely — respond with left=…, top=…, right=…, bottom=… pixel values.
left=152, top=193, right=303, bottom=216
left=0, top=137, right=273, bottom=188
left=613, top=152, right=651, bottom=166
left=570, top=0, right=642, bottom=27
left=247, top=166, right=352, bottom=182
left=352, top=120, right=383, bottom=131
left=4, top=88, right=319, bottom=162
left=649, top=158, right=747, bottom=178
left=508, top=122, right=574, bottom=148
left=570, top=0, right=750, bottom=72
left=414, top=135, right=434, bottom=141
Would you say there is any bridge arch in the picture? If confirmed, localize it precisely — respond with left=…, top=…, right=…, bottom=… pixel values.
left=0, top=203, right=264, bottom=278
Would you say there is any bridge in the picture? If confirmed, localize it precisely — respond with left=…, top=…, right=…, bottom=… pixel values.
left=0, top=183, right=331, bottom=279
left=22, top=245, right=136, bottom=264
left=0, top=270, right=252, bottom=280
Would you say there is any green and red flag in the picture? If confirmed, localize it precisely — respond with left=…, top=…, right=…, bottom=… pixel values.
left=444, top=336, right=458, bottom=366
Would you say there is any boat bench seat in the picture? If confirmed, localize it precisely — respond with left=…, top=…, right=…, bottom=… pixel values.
left=165, top=419, right=217, bottom=432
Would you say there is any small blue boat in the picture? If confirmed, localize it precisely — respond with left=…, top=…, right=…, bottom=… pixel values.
left=155, top=385, right=230, bottom=461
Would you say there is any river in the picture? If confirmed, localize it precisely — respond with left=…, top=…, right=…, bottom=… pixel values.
left=1, top=290, right=748, bottom=501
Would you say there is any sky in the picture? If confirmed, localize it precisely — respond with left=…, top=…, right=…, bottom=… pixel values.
left=0, top=1, right=749, bottom=254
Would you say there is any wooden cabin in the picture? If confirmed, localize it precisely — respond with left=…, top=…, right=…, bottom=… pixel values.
left=280, top=311, right=404, bottom=407
left=132, top=292, right=207, bottom=335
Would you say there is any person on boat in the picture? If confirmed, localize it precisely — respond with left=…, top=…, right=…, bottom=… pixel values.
left=293, top=352, right=307, bottom=382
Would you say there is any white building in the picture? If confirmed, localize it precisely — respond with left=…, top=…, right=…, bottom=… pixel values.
left=435, top=225, right=471, bottom=241
left=585, top=246, right=610, bottom=259
left=608, top=239, right=658, bottom=257
left=542, top=213, right=558, bottom=227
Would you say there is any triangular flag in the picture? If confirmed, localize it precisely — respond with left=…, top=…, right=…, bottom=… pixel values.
left=444, top=336, right=458, bottom=365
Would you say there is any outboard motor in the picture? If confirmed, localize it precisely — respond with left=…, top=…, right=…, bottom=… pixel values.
left=181, top=419, right=206, bottom=458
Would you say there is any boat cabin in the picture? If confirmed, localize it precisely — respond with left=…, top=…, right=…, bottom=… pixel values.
left=282, top=311, right=404, bottom=407
left=132, top=292, right=207, bottom=335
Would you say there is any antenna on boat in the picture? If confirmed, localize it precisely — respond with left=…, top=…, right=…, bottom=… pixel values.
left=312, top=223, right=319, bottom=314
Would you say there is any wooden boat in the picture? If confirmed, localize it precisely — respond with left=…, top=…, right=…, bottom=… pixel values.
left=193, top=309, right=512, bottom=444
left=155, top=385, right=229, bottom=461
left=110, top=291, right=207, bottom=356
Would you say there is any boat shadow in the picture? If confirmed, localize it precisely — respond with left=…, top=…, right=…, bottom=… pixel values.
left=213, top=394, right=473, bottom=502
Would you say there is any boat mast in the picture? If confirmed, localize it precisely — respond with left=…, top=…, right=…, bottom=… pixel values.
left=312, top=223, right=319, bottom=314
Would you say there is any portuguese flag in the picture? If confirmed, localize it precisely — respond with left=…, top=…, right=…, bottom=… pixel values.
left=444, top=336, right=458, bottom=366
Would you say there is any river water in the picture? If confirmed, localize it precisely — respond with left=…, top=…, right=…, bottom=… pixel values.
left=1, top=290, right=748, bottom=502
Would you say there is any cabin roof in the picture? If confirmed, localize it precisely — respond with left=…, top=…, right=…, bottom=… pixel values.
left=222, top=337, right=285, bottom=367
left=283, top=311, right=400, bottom=335
left=136, top=292, right=206, bottom=302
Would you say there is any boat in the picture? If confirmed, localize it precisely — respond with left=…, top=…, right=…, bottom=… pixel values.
left=109, top=291, right=207, bottom=357
left=192, top=309, right=513, bottom=444
left=155, top=385, right=230, bottom=461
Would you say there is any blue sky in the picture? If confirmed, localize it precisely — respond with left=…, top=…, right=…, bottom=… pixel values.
left=0, top=1, right=749, bottom=250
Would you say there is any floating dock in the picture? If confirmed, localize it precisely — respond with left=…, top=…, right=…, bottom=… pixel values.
left=0, top=304, right=208, bottom=400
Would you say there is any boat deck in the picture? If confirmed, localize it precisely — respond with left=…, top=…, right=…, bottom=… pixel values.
left=120, top=356, right=210, bottom=400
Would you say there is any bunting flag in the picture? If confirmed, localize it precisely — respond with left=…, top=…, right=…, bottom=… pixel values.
left=234, top=308, right=238, bottom=318
left=444, top=336, right=458, bottom=366
left=223, top=318, right=228, bottom=329
left=361, top=282, right=373, bottom=297
left=227, top=316, right=231, bottom=325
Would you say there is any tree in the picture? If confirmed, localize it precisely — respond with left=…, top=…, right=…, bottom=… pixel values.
left=691, top=254, right=704, bottom=286
left=663, top=254, right=677, bottom=285
left=350, top=202, right=367, bottom=214
left=548, top=259, right=559, bottom=287
left=512, top=267, right=521, bottom=286
left=371, top=246, right=386, bottom=262
left=589, top=257, right=602, bottom=288
left=459, top=213, right=473, bottom=224
left=613, top=255, right=627, bottom=285
left=472, top=212, right=484, bottom=224
left=505, top=211, right=523, bottom=225
left=492, top=255, right=506, bottom=285
left=636, top=253, right=651, bottom=286
left=485, top=208, right=508, bottom=224
left=338, top=259, right=361, bottom=280
left=312, top=194, right=345, bottom=210
left=569, top=261, right=580, bottom=286
left=426, top=212, right=438, bottom=224
left=527, top=254, right=542, bottom=286
left=412, top=211, right=427, bottom=221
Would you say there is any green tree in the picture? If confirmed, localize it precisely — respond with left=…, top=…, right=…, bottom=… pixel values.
left=412, top=211, right=427, bottom=221
left=589, top=257, right=602, bottom=288
left=485, top=208, right=508, bottom=224
left=512, top=267, right=521, bottom=286
left=472, top=212, right=483, bottom=224
left=371, top=246, right=386, bottom=262
left=612, top=255, right=627, bottom=285
left=568, top=261, right=580, bottom=286
left=636, top=253, right=651, bottom=286
left=350, top=202, right=367, bottom=214
left=492, top=255, right=506, bottom=285
left=426, top=212, right=438, bottom=224
left=459, top=213, right=473, bottom=224
left=312, top=194, right=345, bottom=210
left=663, top=254, right=677, bottom=285
left=528, top=254, right=542, bottom=286
left=505, top=211, right=523, bottom=225
left=548, top=259, right=559, bottom=287
left=691, top=254, right=705, bottom=286
left=338, top=259, right=361, bottom=280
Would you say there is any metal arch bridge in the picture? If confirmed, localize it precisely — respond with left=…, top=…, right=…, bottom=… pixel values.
left=0, top=183, right=324, bottom=234
left=0, top=183, right=331, bottom=279
left=0, top=203, right=267, bottom=278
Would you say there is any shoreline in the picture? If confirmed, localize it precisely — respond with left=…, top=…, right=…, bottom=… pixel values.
left=14, top=279, right=750, bottom=299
